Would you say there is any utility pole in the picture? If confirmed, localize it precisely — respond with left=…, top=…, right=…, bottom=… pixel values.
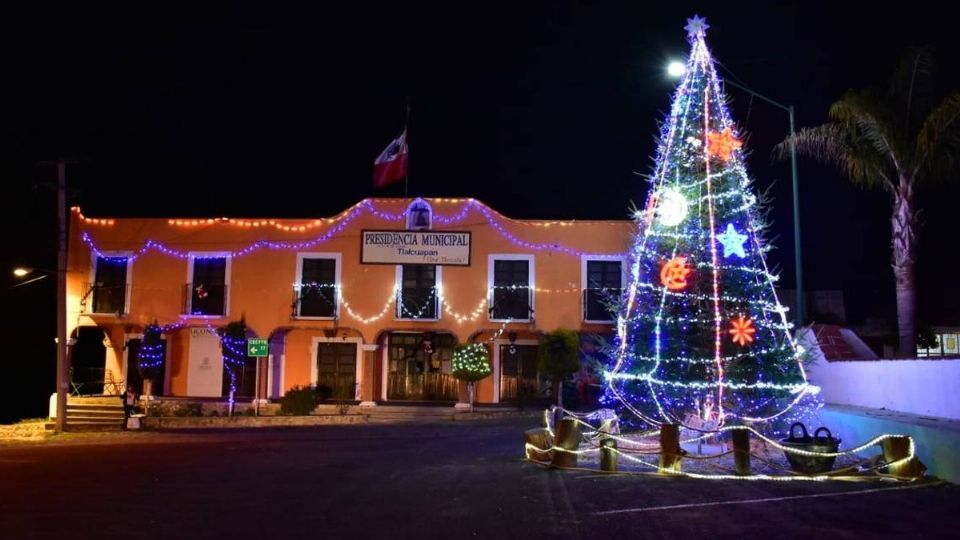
left=55, top=160, right=68, bottom=432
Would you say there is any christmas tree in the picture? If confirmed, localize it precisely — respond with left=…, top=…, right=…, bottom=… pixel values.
left=605, top=16, right=818, bottom=430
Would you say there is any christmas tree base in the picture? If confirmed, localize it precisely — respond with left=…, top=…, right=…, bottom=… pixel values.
left=525, top=407, right=925, bottom=482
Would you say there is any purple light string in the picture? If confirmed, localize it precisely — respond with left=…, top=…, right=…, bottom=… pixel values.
left=81, top=198, right=626, bottom=260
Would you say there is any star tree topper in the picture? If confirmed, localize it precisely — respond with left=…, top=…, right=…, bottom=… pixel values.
left=684, top=15, right=709, bottom=38
left=717, top=223, right=748, bottom=258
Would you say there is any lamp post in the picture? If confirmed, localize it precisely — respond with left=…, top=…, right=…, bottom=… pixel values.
left=665, top=63, right=805, bottom=326
left=12, top=261, right=67, bottom=431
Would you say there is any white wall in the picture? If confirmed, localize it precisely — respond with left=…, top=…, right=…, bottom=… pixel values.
left=807, top=358, right=960, bottom=420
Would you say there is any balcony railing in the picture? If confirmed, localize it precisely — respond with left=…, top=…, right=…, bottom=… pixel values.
left=396, top=286, right=439, bottom=320
left=184, top=282, right=228, bottom=317
left=83, top=282, right=130, bottom=315
left=291, top=283, right=338, bottom=319
left=582, top=287, right=622, bottom=323
left=488, top=285, right=534, bottom=321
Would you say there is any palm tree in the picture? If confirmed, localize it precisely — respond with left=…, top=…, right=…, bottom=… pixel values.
left=776, top=48, right=960, bottom=357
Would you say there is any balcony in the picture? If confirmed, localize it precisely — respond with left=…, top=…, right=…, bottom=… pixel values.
left=84, top=282, right=130, bottom=316
left=291, top=283, right=338, bottom=319
left=489, top=285, right=534, bottom=321
left=583, top=287, right=621, bottom=323
left=396, top=286, right=439, bottom=320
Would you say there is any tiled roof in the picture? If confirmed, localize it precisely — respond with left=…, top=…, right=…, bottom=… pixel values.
left=811, top=324, right=861, bottom=361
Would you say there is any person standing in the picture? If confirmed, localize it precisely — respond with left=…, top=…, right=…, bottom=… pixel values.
left=121, top=385, right=138, bottom=428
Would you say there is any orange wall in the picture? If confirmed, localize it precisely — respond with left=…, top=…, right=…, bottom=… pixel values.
left=67, top=198, right=633, bottom=402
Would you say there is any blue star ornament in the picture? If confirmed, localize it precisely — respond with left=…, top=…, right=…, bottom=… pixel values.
left=684, top=15, right=709, bottom=38
left=717, top=223, right=748, bottom=258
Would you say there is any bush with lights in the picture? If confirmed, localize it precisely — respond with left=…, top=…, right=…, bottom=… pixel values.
left=452, top=343, right=492, bottom=407
left=220, top=318, right=250, bottom=406
left=136, top=322, right=165, bottom=396
left=604, top=15, right=819, bottom=433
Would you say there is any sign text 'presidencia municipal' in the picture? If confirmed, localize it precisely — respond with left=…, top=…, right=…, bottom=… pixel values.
left=361, top=230, right=472, bottom=266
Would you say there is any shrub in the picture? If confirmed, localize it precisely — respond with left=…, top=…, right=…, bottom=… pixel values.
left=281, top=385, right=318, bottom=416
left=315, top=385, right=333, bottom=402
left=537, top=329, right=581, bottom=406
left=172, top=403, right=203, bottom=417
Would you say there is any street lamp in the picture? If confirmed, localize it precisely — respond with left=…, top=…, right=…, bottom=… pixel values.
left=11, top=267, right=52, bottom=288
left=665, top=64, right=805, bottom=326
left=667, top=61, right=686, bottom=78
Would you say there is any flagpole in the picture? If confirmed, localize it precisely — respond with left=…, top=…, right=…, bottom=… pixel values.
left=404, top=98, right=411, bottom=198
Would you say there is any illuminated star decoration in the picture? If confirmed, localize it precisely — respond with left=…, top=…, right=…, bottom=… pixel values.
left=660, top=257, right=692, bottom=291
left=716, top=223, right=748, bottom=258
left=706, top=127, right=743, bottom=161
left=684, top=15, right=709, bottom=38
left=729, top=316, right=756, bottom=346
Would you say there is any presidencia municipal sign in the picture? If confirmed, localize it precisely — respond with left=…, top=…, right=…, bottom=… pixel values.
left=361, top=230, right=472, bottom=266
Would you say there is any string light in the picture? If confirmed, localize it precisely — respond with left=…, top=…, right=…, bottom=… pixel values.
left=451, top=344, right=492, bottom=380
left=72, top=207, right=115, bottom=226
left=534, top=407, right=918, bottom=482
left=81, top=197, right=627, bottom=261
left=136, top=323, right=165, bottom=370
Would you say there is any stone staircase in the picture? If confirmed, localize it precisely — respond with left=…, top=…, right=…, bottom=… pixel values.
left=46, top=396, right=125, bottom=431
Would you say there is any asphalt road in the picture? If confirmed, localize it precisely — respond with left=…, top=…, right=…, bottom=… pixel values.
left=1, top=420, right=957, bottom=539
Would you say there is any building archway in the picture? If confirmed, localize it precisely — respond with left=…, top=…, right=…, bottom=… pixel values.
left=70, top=326, right=107, bottom=395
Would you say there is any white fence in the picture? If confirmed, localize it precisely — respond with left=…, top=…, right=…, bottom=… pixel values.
left=806, top=357, right=960, bottom=421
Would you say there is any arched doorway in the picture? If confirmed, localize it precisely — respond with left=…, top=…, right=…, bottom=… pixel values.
left=385, top=332, right=458, bottom=401
left=70, top=326, right=106, bottom=395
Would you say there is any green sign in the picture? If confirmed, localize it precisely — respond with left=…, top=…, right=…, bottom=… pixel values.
left=247, top=338, right=268, bottom=357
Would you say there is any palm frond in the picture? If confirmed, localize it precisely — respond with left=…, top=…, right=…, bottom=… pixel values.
left=888, top=47, right=935, bottom=126
left=914, top=90, right=960, bottom=183
left=773, top=123, right=893, bottom=192
left=829, top=91, right=907, bottom=169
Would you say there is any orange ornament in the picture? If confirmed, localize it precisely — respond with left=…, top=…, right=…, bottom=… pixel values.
left=660, top=257, right=692, bottom=291
left=729, top=315, right=756, bottom=346
left=706, top=127, right=742, bottom=161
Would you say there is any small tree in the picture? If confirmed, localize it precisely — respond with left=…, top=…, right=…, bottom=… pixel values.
left=537, top=330, right=580, bottom=407
left=220, top=317, right=249, bottom=412
left=452, top=343, right=492, bottom=409
left=137, top=322, right=164, bottom=397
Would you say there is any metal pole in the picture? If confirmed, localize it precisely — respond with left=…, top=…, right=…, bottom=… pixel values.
left=724, top=80, right=805, bottom=326
left=55, top=160, right=68, bottom=432
left=788, top=106, right=804, bottom=326
left=254, top=356, right=261, bottom=417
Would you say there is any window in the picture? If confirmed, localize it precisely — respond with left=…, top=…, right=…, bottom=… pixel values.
left=91, top=255, right=130, bottom=314
left=187, top=255, right=230, bottom=316
left=397, top=265, right=439, bottom=320
left=489, top=256, right=534, bottom=321
left=295, top=254, right=340, bottom=318
left=583, top=259, right=623, bottom=322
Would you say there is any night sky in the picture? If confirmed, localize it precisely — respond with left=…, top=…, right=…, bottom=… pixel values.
left=2, top=2, right=958, bottom=422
